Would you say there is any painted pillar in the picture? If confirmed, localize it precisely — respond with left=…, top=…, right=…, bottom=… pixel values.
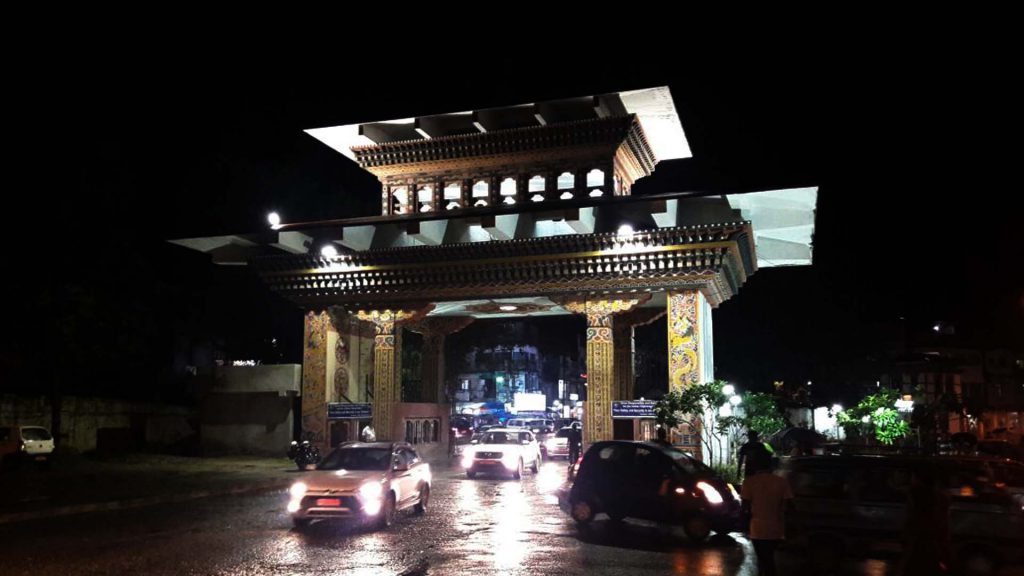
left=667, top=290, right=714, bottom=392
left=564, top=298, right=644, bottom=446
left=612, top=322, right=634, bottom=401
left=302, top=311, right=333, bottom=451
left=408, top=317, right=474, bottom=403
left=356, top=308, right=431, bottom=441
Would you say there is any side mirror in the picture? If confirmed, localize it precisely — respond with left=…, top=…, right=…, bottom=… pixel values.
left=470, top=439, right=479, bottom=444
left=522, top=439, right=532, bottom=445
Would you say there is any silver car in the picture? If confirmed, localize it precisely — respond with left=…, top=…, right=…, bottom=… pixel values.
left=286, top=442, right=431, bottom=529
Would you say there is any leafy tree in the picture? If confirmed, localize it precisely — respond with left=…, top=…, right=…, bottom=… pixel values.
left=837, top=389, right=910, bottom=445
left=654, top=380, right=736, bottom=467
left=739, top=392, right=786, bottom=438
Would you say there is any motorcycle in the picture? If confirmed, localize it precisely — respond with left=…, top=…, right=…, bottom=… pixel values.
left=287, top=440, right=321, bottom=470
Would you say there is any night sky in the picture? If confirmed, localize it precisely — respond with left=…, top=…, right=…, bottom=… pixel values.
left=6, top=43, right=1020, bottom=405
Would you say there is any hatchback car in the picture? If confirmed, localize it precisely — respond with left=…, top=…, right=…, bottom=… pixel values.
left=567, top=441, right=742, bottom=542
left=543, top=427, right=574, bottom=459
left=0, top=425, right=55, bottom=466
left=783, top=455, right=1024, bottom=575
left=461, top=428, right=541, bottom=479
left=286, top=442, right=430, bottom=529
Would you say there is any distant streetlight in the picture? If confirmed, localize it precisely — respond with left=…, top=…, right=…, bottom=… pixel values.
left=831, top=404, right=843, bottom=414
left=729, top=395, right=742, bottom=406
left=320, top=244, right=338, bottom=258
left=722, top=384, right=736, bottom=396
left=616, top=224, right=634, bottom=237
left=267, top=212, right=282, bottom=229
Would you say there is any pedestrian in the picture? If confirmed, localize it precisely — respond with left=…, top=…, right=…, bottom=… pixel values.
left=740, top=459, right=793, bottom=576
left=738, top=430, right=772, bottom=478
left=896, top=468, right=951, bottom=576
left=653, top=426, right=671, bottom=447
left=568, top=422, right=582, bottom=465
left=361, top=424, right=376, bottom=443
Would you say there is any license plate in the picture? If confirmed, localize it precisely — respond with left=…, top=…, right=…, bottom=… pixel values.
left=34, top=456, right=46, bottom=461
left=316, top=498, right=341, bottom=507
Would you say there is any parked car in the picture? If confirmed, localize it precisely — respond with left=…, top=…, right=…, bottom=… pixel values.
left=976, top=439, right=1024, bottom=462
left=286, top=441, right=430, bottom=529
left=461, top=428, right=541, bottom=479
left=782, top=455, right=1024, bottom=575
left=567, top=440, right=742, bottom=542
left=0, top=425, right=55, bottom=466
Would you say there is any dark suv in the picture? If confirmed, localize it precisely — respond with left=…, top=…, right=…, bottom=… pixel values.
left=567, top=440, right=742, bottom=542
left=783, top=455, right=1024, bottom=575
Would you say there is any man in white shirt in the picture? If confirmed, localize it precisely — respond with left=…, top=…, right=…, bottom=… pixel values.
left=740, top=462, right=794, bottom=576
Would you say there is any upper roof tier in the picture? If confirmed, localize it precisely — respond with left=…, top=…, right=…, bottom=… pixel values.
left=305, top=87, right=690, bottom=216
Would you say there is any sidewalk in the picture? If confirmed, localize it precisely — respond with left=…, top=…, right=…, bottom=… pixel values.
left=0, top=453, right=296, bottom=525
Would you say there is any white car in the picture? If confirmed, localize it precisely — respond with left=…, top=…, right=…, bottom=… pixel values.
left=461, top=428, right=541, bottom=479
left=0, top=425, right=55, bottom=466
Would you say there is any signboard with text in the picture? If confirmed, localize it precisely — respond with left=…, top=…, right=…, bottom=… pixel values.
left=327, top=403, right=372, bottom=420
left=611, top=400, right=657, bottom=419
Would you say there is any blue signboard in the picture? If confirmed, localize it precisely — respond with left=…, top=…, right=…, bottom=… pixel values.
left=327, top=403, right=372, bottom=420
left=612, top=400, right=656, bottom=419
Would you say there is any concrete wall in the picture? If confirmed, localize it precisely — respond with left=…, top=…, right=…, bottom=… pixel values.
left=0, top=394, right=195, bottom=453
left=201, top=365, right=301, bottom=456
left=213, top=365, right=301, bottom=394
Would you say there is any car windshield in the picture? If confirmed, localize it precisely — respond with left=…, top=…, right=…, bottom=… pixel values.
left=480, top=432, right=523, bottom=444
left=317, top=448, right=391, bottom=471
left=21, top=427, right=52, bottom=441
left=664, top=447, right=712, bottom=475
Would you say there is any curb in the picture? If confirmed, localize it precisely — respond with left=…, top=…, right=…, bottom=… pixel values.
left=0, top=478, right=292, bottom=526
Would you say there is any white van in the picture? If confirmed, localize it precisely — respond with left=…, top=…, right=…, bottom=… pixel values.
left=0, top=425, right=55, bottom=465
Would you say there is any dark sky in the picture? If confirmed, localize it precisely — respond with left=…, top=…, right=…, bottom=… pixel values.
left=7, top=41, right=1021, bottom=403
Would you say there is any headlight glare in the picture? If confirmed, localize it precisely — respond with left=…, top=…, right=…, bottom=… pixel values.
left=289, top=482, right=307, bottom=498
left=697, top=481, right=724, bottom=504
left=359, top=482, right=383, bottom=500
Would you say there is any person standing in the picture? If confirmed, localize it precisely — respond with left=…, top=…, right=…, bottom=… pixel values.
left=740, top=461, right=793, bottom=576
left=739, top=430, right=772, bottom=478
left=568, top=422, right=582, bottom=465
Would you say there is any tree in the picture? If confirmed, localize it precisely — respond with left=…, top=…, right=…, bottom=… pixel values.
left=837, top=389, right=910, bottom=445
left=739, top=392, right=786, bottom=438
left=654, top=380, right=735, bottom=468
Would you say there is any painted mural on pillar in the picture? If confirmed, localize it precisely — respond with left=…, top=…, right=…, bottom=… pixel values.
left=333, top=334, right=349, bottom=402
left=668, top=291, right=701, bottom=391
left=302, top=311, right=330, bottom=445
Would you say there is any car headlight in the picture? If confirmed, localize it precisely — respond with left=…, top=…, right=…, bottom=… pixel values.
left=461, top=452, right=474, bottom=468
left=697, top=481, right=724, bottom=505
left=289, top=482, right=307, bottom=498
left=359, top=482, right=383, bottom=500
left=727, top=482, right=741, bottom=501
left=502, top=453, right=518, bottom=469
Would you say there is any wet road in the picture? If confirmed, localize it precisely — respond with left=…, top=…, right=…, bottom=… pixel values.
left=0, top=460, right=920, bottom=575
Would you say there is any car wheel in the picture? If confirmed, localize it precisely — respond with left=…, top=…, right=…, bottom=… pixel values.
left=683, top=515, right=712, bottom=542
left=571, top=499, right=596, bottom=525
left=414, top=485, right=429, bottom=515
left=513, top=459, right=523, bottom=480
left=467, top=470, right=476, bottom=479
left=376, top=493, right=396, bottom=529
left=292, top=517, right=312, bottom=529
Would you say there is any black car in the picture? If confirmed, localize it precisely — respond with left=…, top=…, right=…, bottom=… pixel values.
left=567, top=440, right=742, bottom=542
left=783, top=455, right=1024, bottom=575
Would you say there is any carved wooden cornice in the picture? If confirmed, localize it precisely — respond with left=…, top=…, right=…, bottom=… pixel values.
left=253, top=224, right=755, bottom=310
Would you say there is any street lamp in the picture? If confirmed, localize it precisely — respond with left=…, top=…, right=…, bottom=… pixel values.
left=722, top=384, right=736, bottom=396
left=729, top=395, right=742, bottom=406
left=267, top=212, right=282, bottom=229
left=320, top=244, right=338, bottom=258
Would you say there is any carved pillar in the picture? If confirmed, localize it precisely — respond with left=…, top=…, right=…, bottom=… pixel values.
left=356, top=307, right=432, bottom=441
left=406, top=317, right=475, bottom=403
left=564, top=297, right=646, bottom=446
left=612, top=322, right=634, bottom=401
left=612, top=307, right=668, bottom=400
left=667, top=290, right=714, bottom=392
left=302, top=311, right=333, bottom=451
